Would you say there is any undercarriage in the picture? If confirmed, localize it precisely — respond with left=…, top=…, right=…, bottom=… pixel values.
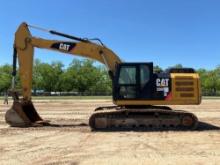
left=89, top=105, right=198, bottom=130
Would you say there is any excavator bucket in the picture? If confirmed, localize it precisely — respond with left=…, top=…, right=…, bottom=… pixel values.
left=5, top=99, right=50, bottom=127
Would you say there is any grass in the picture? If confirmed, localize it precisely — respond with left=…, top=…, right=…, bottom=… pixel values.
left=32, top=95, right=112, bottom=100
left=0, top=95, right=220, bottom=100
left=0, top=95, right=112, bottom=100
left=202, top=96, right=220, bottom=99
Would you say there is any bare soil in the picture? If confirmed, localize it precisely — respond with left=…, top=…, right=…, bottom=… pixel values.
left=0, top=99, right=220, bottom=165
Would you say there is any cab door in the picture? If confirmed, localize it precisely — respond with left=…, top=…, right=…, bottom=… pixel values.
left=138, top=63, right=153, bottom=99
left=115, top=64, right=138, bottom=99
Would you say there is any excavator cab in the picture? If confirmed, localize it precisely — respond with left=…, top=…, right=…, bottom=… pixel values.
left=113, top=63, right=154, bottom=100
left=113, top=62, right=200, bottom=106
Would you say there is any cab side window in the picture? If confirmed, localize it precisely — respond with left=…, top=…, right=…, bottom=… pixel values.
left=140, top=65, right=150, bottom=88
left=118, top=66, right=137, bottom=99
left=119, top=66, right=136, bottom=85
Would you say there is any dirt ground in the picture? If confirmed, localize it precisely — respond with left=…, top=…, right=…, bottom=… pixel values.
left=0, top=99, right=220, bottom=165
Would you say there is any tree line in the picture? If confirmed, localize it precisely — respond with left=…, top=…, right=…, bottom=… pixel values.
left=0, top=59, right=112, bottom=95
left=0, top=59, right=220, bottom=96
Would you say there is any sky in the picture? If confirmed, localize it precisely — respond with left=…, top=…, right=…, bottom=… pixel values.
left=0, top=0, right=220, bottom=70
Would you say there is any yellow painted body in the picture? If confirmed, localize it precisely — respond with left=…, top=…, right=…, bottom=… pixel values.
left=115, top=73, right=201, bottom=105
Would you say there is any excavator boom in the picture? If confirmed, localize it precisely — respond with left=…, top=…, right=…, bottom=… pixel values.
left=14, top=22, right=121, bottom=100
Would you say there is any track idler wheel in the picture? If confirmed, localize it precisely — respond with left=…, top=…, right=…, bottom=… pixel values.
left=181, top=114, right=198, bottom=129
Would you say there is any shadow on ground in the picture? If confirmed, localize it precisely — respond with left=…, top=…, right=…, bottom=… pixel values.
left=46, top=121, right=220, bottom=132
left=47, top=123, right=88, bottom=127
left=196, top=121, right=220, bottom=131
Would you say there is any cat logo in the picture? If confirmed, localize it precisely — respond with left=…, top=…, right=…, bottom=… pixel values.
left=156, top=78, right=170, bottom=96
left=51, top=42, right=76, bottom=52
left=59, top=43, right=71, bottom=51
left=156, top=78, right=169, bottom=87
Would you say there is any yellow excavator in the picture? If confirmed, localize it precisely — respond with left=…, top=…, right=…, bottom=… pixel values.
left=5, top=22, right=201, bottom=130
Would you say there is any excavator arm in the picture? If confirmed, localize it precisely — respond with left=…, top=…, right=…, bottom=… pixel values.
left=6, top=22, right=121, bottom=126
left=14, top=22, right=121, bottom=101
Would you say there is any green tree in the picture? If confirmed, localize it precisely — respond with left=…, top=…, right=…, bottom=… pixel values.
left=153, top=65, right=163, bottom=73
left=173, top=64, right=183, bottom=68
left=89, top=65, right=112, bottom=94
left=76, top=59, right=101, bottom=93
left=60, top=59, right=82, bottom=92
left=165, top=64, right=183, bottom=72
left=60, top=59, right=112, bottom=94
left=197, top=67, right=220, bottom=96
left=33, top=59, right=42, bottom=93
left=51, top=61, right=64, bottom=91
left=33, top=59, right=63, bottom=92
left=197, top=68, right=208, bottom=92
left=0, top=64, right=12, bottom=92
left=205, top=70, right=220, bottom=95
